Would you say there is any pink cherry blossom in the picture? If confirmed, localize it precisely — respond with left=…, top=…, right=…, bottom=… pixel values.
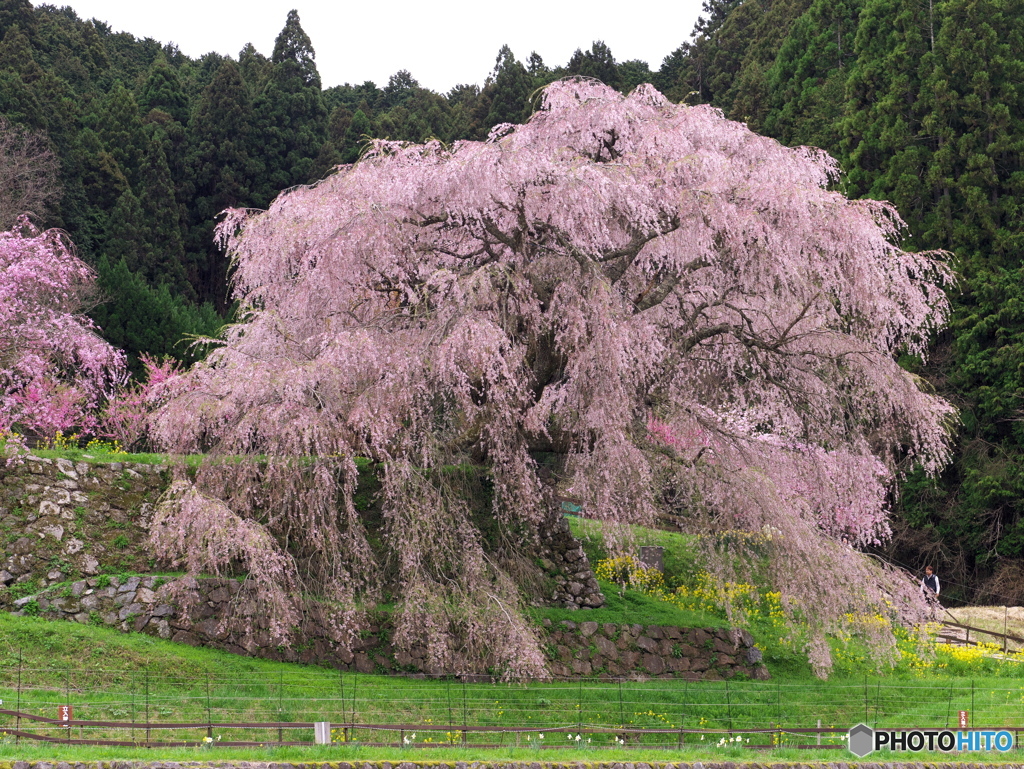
left=152, top=80, right=954, bottom=676
left=0, top=217, right=126, bottom=440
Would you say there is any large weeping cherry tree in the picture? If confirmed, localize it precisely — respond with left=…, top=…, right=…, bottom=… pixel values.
left=150, top=80, right=954, bottom=677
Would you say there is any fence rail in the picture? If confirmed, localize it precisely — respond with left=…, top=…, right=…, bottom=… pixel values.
left=938, top=619, right=1024, bottom=651
left=5, top=709, right=1024, bottom=751
left=3, top=663, right=1024, bottom=750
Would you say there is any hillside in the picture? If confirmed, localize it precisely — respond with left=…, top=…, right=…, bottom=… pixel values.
left=665, top=0, right=1024, bottom=605
left=3, top=0, right=1024, bottom=664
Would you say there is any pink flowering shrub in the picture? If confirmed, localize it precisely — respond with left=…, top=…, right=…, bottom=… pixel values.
left=0, top=217, right=125, bottom=439
left=102, top=355, right=183, bottom=451
left=151, top=80, right=954, bottom=676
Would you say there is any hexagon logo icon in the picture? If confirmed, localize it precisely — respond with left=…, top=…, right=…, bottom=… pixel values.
left=849, top=723, right=874, bottom=757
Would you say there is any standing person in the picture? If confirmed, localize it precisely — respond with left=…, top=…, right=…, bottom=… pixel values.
left=921, top=565, right=941, bottom=620
left=921, top=565, right=940, bottom=597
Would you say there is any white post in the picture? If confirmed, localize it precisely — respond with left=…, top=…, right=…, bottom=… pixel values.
left=315, top=721, right=331, bottom=745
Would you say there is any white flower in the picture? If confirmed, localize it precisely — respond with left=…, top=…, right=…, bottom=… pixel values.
left=539, top=734, right=544, bottom=740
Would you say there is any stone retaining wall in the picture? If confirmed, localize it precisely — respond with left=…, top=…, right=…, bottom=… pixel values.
left=540, top=620, right=769, bottom=680
left=0, top=456, right=164, bottom=592
left=1, top=455, right=759, bottom=680
left=8, top=572, right=768, bottom=679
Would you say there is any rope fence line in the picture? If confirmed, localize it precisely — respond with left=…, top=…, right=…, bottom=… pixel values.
left=3, top=709, right=1023, bottom=751
left=4, top=663, right=1024, bottom=750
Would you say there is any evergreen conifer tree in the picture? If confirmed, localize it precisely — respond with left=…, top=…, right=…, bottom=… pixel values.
left=340, top=108, right=371, bottom=163
left=566, top=41, right=622, bottom=89
left=92, top=255, right=221, bottom=375
left=483, top=45, right=532, bottom=130
left=95, top=81, right=149, bottom=189
left=238, top=42, right=271, bottom=94
left=271, top=9, right=320, bottom=89
left=136, top=127, right=190, bottom=295
left=0, top=0, right=37, bottom=44
left=762, top=0, right=861, bottom=150
left=184, top=59, right=255, bottom=308
left=250, top=10, right=326, bottom=202
left=138, top=55, right=189, bottom=125
left=0, top=24, right=47, bottom=129
left=103, top=187, right=148, bottom=271
left=842, top=0, right=936, bottom=230
left=69, top=127, right=128, bottom=253
left=619, top=60, right=654, bottom=94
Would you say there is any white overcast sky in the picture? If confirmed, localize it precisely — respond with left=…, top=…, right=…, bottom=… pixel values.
left=55, top=1, right=704, bottom=93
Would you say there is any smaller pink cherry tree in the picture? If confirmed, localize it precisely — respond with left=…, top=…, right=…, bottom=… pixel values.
left=0, top=217, right=126, bottom=441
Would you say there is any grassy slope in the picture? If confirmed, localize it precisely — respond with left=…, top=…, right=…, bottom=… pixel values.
left=3, top=614, right=1024, bottom=763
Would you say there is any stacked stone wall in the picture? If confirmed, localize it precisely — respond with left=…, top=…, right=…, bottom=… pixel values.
left=0, top=455, right=164, bottom=592
left=1, top=456, right=762, bottom=680
left=541, top=620, right=768, bottom=680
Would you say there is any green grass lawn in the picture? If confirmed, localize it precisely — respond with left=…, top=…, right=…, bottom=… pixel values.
left=3, top=613, right=1024, bottom=762
left=3, top=741, right=1024, bottom=764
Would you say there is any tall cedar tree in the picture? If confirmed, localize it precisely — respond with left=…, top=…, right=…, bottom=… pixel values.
left=482, top=45, right=533, bottom=132
left=250, top=10, right=326, bottom=203
left=0, top=0, right=37, bottom=42
left=661, top=0, right=745, bottom=104
left=0, top=24, right=47, bottom=130
left=138, top=55, right=189, bottom=125
left=70, top=127, right=128, bottom=254
left=93, top=81, right=148, bottom=190
left=761, top=0, right=861, bottom=150
left=906, top=0, right=1024, bottom=587
left=134, top=128, right=190, bottom=295
left=566, top=41, right=622, bottom=90
left=184, top=59, right=255, bottom=309
left=841, top=0, right=935, bottom=229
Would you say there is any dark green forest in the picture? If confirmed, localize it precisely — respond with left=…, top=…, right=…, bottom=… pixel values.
left=2, top=0, right=1022, bottom=605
